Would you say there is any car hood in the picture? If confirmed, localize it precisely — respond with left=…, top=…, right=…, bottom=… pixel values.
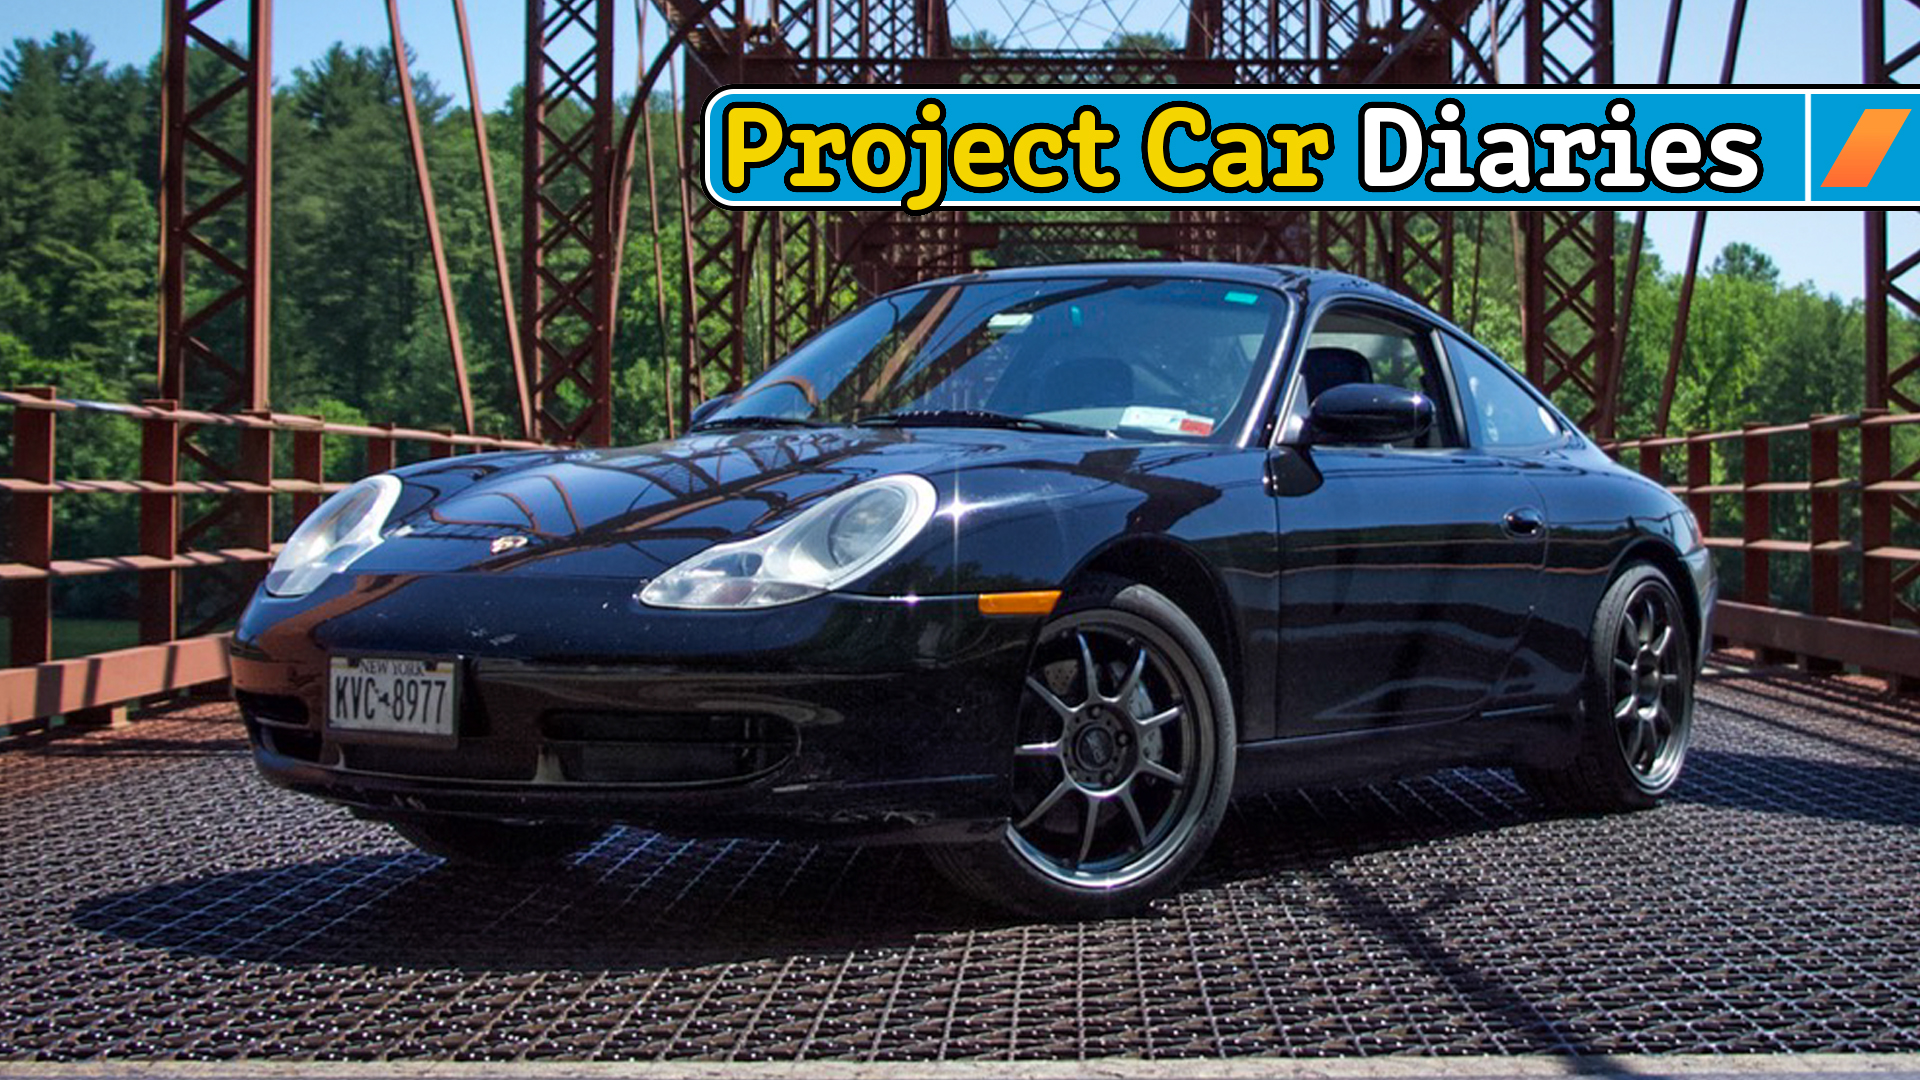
left=350, top=425, right=1170, bottom=581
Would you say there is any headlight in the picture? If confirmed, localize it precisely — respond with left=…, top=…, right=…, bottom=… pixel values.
left=1678, top=505, right=1704, bottom=550
left=265, top=474, right=402, bottom=598
left=639, top=474, right=938, bottom=609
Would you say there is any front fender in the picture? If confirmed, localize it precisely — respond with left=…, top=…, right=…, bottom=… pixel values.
left=864, top=445, right=1256, bottom=596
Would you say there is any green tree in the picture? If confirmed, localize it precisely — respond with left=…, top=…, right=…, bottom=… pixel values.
left=1711, top=241, right=1780, bottom=287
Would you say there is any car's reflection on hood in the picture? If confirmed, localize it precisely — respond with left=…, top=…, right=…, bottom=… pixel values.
left=348, top=425, right=1196, bottom=580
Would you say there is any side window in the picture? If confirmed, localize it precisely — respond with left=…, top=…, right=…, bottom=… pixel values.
left=1291, top=306, right=1462, bottom=449
left=1446, top=337, right=1565, bottom=450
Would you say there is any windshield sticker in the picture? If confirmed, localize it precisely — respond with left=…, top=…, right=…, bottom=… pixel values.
left=1121, top=405, right=1215, bottom=437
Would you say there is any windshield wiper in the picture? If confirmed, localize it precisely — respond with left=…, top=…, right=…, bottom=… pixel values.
left=688, top=415, right=831, bottom=432
left=857, top=409, right=1113, bottom=438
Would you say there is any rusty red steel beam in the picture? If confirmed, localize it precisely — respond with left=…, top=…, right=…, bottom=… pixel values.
left=0, top=477, right=346, bottom=496
left=671, top=59, right=701, bottom=425
left=1610, top=409, right=1920, bottom=453
left=523, top=0, right=618, bottom=446
left=1867, top=213, right=1889, bottom=409
left=7, top=387, right=56, bottom=670
left=1645, top=0, right=1755, bottom=433
left=454, top=0, right=534, bottom=440
left=1809, top=415, right=1845, bottom=655
left=1866, top=0, right=1920, bottom=83
left=1464, top=211, right=1487, bottom=333
left=1360, top=0, right=1496, bottom=85
left=1859, top=106, right=1920, bottom=675
left=139, top=399, right=181, bottom=647
left=290, top=416, right=327, bottom=528
left=1862, top=406, right=1895, bottom=629
left=1657, top=0, right=1684, bottom=82
left=1, top=548, right=282, bottom=583
left=1604, top=0, right=1686, bottom=439
left=247, top=0, right=274, bottom=407
left=1, top=634, right=233, bottom=729
left=155, top=0, right=277, bottom=648
left=1600, top=210, right=1646, bottom=438
left=1740, top=423, right=1774, bottom=644
left=0, top=386, right=549, bottom=734
left=1720, top=0, right=1750, bottom=82
left=610, top=0, right=651, bottom=297
left=1866, top=0, right=1883, bottom=80
left=636, top=0, right=678, bottom=437
left=387, top=0, right=477, bottom=436
left=157, top=0, right=272, bottom=412
left=1605, top=410, right=1920, bottom=683
left=155, top=4, right=184, bottom=403
left=0, top=391, right=548, bottom=449
left=613, top=0, right=730, bottom=210
left=1712, top=603, right=1920, bottom=684
left=1655, top=210, right=1709, bottom=438
left=522, top=0, right=546, bottom=440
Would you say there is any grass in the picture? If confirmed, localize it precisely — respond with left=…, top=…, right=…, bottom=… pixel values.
left=0, top=617, right=141, bottom=664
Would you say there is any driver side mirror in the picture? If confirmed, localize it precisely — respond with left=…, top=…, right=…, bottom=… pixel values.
left=687, top=393, right=736, bottom=428
left=1307, top=383, right=1434, bottom=446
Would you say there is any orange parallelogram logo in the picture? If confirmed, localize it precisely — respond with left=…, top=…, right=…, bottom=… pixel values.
left=1821, top=108, right=1911, bottom=188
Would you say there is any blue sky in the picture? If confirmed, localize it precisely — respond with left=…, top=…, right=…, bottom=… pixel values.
left=6, top=0, right=1917, bottom=299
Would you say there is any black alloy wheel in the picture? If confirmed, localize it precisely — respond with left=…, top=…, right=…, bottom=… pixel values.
left=1610, top=575, right=1690, bottom=789
left=928, top=576, right=1235, bottom=919
left=1519, top=563, right=1696, bottom=812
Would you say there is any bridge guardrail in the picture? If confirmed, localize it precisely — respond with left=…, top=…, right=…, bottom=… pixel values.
left=6, top=389, right=1917, bottom=737
left=1, top=387, right=549, bottom=736
left=1606, top=409, right=1920, bottom=690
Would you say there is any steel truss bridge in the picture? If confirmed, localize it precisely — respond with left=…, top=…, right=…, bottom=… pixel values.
left=2, top=0, right=1919, bottom=734
left=7, top=3, right=1920, bottom=1067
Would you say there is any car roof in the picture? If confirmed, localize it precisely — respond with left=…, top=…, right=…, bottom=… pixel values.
left=908, top=260, right=1327, bottom=290
left=900, top=259, right=1463, bottom=333
left=906, top=260, right=1413, bottom=304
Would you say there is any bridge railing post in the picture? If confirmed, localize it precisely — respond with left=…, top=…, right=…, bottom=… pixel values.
left=1685, top=431, right=1721, bottom=651
left=139, top=400, right=181, bottom=649
left=1855, top=407, right=1920, bottom=692
left=239, top=412, right=276, bottom=604
left=1804, top=414, right=1847, bottom=675
left=1636, top=442, right=1663, bottom=483
left=1740, top=423, right=1770, bottom=596
left=291, top=417, right=325, bottom=524
left=7, top=387, right=56, bottom=672
left=367, top=423, right=397, bottom=476
left=1860, top=408, right=1892, bottom=630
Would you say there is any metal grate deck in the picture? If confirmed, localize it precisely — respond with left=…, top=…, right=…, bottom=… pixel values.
left=3, top=669, right=1919, bottom=1062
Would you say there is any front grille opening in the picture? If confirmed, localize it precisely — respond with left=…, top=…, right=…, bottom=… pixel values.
left=236, top=690, right=308, bottom=729
left=239, top=692, right=323, bottom=764
left=542, top=712, right=797, bottom=785
left=342, top=743, right=538, bottom=782
left=261, top=725, right=323, bottom=763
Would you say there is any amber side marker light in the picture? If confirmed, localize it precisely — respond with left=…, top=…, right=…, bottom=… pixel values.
left=977, top=590, right=1062, bottom=616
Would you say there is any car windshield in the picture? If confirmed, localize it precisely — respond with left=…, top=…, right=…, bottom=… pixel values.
left=697, top=276, right=1290, bottom=442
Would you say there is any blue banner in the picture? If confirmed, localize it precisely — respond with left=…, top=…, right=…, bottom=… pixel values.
left=701, top=88, right=1917, bottom=211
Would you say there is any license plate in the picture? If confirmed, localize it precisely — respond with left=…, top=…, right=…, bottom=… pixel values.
left=328, top=656, right=459, bottom=739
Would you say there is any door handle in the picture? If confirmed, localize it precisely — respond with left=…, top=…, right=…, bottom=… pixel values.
left=1503, top=507, right=1546, bottom=538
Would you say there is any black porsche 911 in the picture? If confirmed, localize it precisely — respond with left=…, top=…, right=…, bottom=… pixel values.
left=232, top=262, right=1714, bottom=918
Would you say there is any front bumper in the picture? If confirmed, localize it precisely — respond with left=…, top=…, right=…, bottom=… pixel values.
left=1682, top=543, right=1718, bottom=671
left=232, top=573, right=1038, bottom=842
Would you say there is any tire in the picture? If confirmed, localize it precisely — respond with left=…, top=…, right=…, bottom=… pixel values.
left=928, top=575, right=1236, bottom=920
left=388, top=816, right=609, bottom=867
left=1518, top=562, right=1696, bottom=813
